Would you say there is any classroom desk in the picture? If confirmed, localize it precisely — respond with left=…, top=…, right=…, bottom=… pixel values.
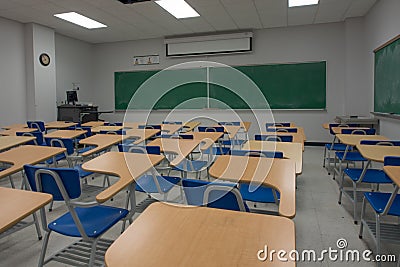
left=242, top=140, right=303, bottom=175
left=122, top=122, right=144, bottom=129
left=0, top=128, right=37, bottom=136
left=147, top=138, right=201, bottom=166
left=182, top=121, right=201, bottom=132
left=161, top=124, right=182, bottom=134
left=181, top=132, right=224, bottom=150
left=91, top=125, right=123, bottom=133
left=44, top=129, right=87, bottom=139
left=209, top=155, right=296, bottom=218
left=383, top=166, right=400, bottom=187
left=79, top=135, right=125, bottom=157
left=0, top=187, right=52, bottom=234
left=356, top=144, right=400, bottom=163
left=45, top=121, right=77, bottom=129
left=81, top=152, right=164, bottom=203
left=214, top=124, right=241, bottom=139
left=241, top=121, right=251, bottom=132
left=104, top=202, right=295, bottom=267
left=81, top=121, right=106, bottom=127
left=0, top=145, right=66, bottom=180
left=0, top=136, right=36, bottom=151
left=260, top=132, right=305, bottom=150
left=124, top=129, right=160, bottom=144
left=1, top=123, right=27, bottom=130
left=268, top=126, right=306, bottom=141
left=336, top=134, right=388, bottom=147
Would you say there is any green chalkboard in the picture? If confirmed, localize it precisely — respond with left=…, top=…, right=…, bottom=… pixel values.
left=209, top=62, right=326, bottom=109
left=374, top=35, right=400, bottom=114
left=115, top=61, right=326, bottom=110
left=115, top=68, right=208, bottom=110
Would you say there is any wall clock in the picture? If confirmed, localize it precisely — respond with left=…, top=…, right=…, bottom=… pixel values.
left=39, top=53, right=50, bottom=66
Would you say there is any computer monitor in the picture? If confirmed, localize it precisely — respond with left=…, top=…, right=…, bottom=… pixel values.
left=66, top=90, right=78, bottom=105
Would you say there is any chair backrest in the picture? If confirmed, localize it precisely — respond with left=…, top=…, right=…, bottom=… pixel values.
left=341, top=128, right=376, bottom=135
left=162, top=121, right=182, bottom=125
left=23, top=164, right=81, bottom=201
left=230, top=150, right=283, bottom=158
left=16, top=131, right=44, bottom=145
left=138, top=124, right=162, bottom=130
left=99, top=130, right=126, bottom=135
left=182, top=179, right=246, bottom=212
left=44, top=138, right=74, bottom=155
left=117, top=144, right=161, bottom=155
left=266, top=122, right=291, bottom=128
left=218, top=122, right=241, bottom=126
left=27, top=121, right=46, bottom=132
left=266, top=128, right=297, bottom=133
left=384, top=156, right=400, bottom=166
left=105, top=122, right=123, bottom=126
left=360, top=140, right=400, bottom=146
left=198, top=126, right=225, bottom=133
left=254, top=134, right=293, bottom=142
left=67, top=126, right=92, bottom=138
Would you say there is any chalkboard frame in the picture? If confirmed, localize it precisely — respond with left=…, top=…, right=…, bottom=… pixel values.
left=114, top=61, right=327, bottom=111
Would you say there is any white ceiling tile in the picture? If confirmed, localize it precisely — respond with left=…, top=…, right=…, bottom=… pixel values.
left=255, top=0, right=287, bottom=28
left=190, top=1, right=238, bottom=31
left=315, top=0, right=351, bottom=23
left=220, top=1, right=263, bottom=29
left=288, top=5, right=318, bottom=26
left=345, top=0, right=377, bottom=18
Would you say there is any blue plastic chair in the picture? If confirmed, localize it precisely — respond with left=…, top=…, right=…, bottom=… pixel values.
left=255, top=134, right=293, bottom=142
left=16, top=131, right=46, bottom=146
left=118, top=145, right=181, bottom=201
left=339, top=141, right=400, bottom=223
left=104, top=122, right=123, bottom=126
left=138, top=125, right=162, bottom=138
left=162, top=121, right=182, bottom=125
left=198, top=126, right=230, bottom=155
left=27, top=120, right=46, bottom=133
left=23, top=164, right=128, bottom=267
left=266, top=128, right=298, bottom=133
left=233, top=150, right=284, bottom=210
left=359, top=156, right=400, bottom=255
left=182, top=179, right=248, bottom=212
left=266, top=122, right=291, bottom=128
left=218, top=122, right=241, bottom=126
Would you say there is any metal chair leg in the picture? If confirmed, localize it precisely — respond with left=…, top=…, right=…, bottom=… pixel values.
left=38, top=231, right=51, bottom=267
left=359, top=197, right=367, bottom=238
left=32, top=212, right=42, bottom=240
left=88, top=239, right=99, bottom=267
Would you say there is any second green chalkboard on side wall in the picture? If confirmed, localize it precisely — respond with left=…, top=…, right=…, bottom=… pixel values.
left=374, top=35, right=400, bottom=114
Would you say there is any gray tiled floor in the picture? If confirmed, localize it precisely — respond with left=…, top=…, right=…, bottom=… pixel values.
left=0, top=146, right=399, bottom=266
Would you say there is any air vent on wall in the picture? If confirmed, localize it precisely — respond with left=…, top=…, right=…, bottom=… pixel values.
left=117, top=0, right=151, bottom=4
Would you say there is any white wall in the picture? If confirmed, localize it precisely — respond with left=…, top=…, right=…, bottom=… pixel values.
left=0, top=17, right=27, bottom=125
left=55, top=34, right=94, bottom=104
left=92, top=22, right=351, bottom=142
left=364, top=0, right=400, bottom=138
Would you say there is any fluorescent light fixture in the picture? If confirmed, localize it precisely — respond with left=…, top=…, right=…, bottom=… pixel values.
left=54, top=12, right=107, bottom=29
left=155, top=0, right=200, bottom=19
left=289, top=0, right=319, bottom=7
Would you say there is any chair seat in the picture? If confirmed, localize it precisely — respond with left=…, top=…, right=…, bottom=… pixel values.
left=344, top=168, right=393, bottom=183
left=221, top=139, right=246, bottom=146
left=46, top=153, right=66, bottom=165
left=74, top=165, right=93, bottom=178
left=136, top=174, right=180, bottom=193
left=335, top=151, right=366, bottom=161
left=364, top=192, right=400, bottom=216
left=240, top=184, right=280, bottom=203
left=49, top=206, right=128, bottom=238
left=173, top=160, right=208, bottom=172
left=203, top=147, right=230, bottom=155
left=325, top=143, right=349, bottom=151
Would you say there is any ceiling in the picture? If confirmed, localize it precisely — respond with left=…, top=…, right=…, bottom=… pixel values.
left=0, top=0, right=377, bottom=44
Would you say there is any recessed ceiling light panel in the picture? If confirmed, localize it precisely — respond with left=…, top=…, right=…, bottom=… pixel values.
left=155, top=0, right=200, bottom=19
left=54, top=12, right=107, bottom=29
left=289, top=0, right=319, bottom=7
